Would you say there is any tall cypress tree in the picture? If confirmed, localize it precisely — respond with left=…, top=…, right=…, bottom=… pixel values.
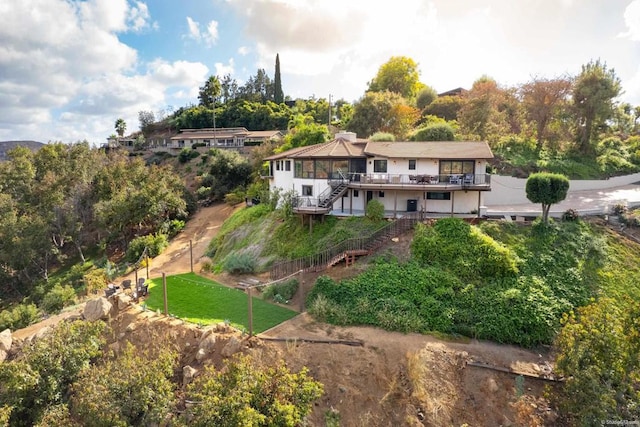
left=274, top=53, right=284, bottom=104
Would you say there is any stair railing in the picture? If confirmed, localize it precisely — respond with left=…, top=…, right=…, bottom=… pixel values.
left=269, top=212, right=422, bottom=280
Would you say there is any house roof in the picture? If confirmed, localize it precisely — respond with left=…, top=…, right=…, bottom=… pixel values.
left=246, top=130, right=283, bottom=139
left=363, top=141, right=493, bottom=160
left=264, top=138, right=367, bottom=160
left=265, top=139, right=493, bottom=161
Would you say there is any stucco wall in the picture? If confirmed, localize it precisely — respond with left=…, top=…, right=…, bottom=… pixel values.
left=485, top=173, right=640, bottom=206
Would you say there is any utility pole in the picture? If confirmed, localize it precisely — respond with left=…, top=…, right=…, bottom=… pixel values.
left=328, top=93, right=332, bottom=127
left=212, top=97, right=216, bottom=147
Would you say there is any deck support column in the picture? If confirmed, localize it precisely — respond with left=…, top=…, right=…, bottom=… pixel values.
left=393, top=191, right=397, bottom=218
left=477, top=191, right=481, bottom=218
left=349, top=190, right=353, bottom=215
left=450, top=191, right=455, bottom=217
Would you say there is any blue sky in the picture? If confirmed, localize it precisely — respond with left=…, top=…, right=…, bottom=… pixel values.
left=2, top=0, right=640, bottom=145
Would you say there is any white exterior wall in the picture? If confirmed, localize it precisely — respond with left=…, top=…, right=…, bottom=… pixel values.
left=332, top=188, right=483, bottom=214
left=269, top=160, right=332, bottom=199
left=367, top=158, right=488, bottom=177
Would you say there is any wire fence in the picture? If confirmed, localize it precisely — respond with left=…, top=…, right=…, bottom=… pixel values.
left=269, top=212, right=423, bottom=280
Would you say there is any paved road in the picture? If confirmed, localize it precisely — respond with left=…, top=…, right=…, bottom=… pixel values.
left=486, top=183, right=640, bottom=217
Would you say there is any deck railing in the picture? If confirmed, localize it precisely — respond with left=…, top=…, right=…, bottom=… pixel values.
left=269, top=212, right=422, bottom=280
left=348, top=173, right=491, bottom=186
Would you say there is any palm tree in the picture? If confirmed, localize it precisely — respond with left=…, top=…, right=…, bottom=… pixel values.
left=115, top=118, right=127, bottom=137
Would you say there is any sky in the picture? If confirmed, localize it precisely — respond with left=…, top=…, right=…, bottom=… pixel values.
left=2, top=0, right=640, bottom=145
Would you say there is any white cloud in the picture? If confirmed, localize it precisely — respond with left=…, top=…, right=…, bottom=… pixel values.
left=238, top=46, right=250, bottom=55
left=127, top=1, right=156, bottom=32
left=0, top=0, right=205, bottom=144
left=215, top=58, right=235, bottom=76
left=206, top=21, right=219, bottom=44
left=619, top=0, right=640, bottom=41
left=184, top=16, right=219, bottom=46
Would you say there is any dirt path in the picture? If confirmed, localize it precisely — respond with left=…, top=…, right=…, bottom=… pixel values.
left=124, top=203, right=238, bottom=279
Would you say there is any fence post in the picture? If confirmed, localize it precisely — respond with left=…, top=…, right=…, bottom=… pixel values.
left=248, top=287, right=253, bottom=337
left=162, top=272, right=168, bottom=316
left=190, top=240, right=193, bottom=273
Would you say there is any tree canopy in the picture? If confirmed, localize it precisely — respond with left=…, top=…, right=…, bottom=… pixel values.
left=367, top=56, right=424, bottom=99
left=525, top=172, right=570, bottom=223
left=573, top=60, right=622, bottom=153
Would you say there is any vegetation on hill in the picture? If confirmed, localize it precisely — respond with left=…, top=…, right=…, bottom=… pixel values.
left=0, top=142, right=192, bottom=329
left=0, top=320, right=322, bottom=426
left=206, top=200, right=387, bottom=274
left=307, top=218, right=605, bottom=347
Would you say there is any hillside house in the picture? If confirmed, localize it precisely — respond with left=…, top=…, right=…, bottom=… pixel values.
left=264, top=132, right=493, bottom=218
left=170, top=127, right=283, bottom=150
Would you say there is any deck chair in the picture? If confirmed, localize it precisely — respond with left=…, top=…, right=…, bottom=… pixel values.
left=463, top=174, right=474, bottom=185
left=121, top=279, right=132, bottom=290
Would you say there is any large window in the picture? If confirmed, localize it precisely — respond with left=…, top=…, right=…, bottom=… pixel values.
left=425, top=191, right=451, bottom=200
left=316, top=160, right=330, bottom=179
left=285, top=160, right=291, bottom=171
left=331, top=159, right=349, bottom=179
left=294, top=160, right=315, bottom=178
left=302, top=185, right=313, bottom=196
left=374, top=159, right=387, bottom=173
left=439, top=160, right=474, bottom=175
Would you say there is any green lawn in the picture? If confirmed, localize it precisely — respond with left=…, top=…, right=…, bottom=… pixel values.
left=143, top=273, right=297, bottom=333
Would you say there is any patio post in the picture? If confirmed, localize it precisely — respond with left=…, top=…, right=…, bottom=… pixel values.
left=162, top=272, right=168, bottom=316
left=248, top=287, right=253, bottom=337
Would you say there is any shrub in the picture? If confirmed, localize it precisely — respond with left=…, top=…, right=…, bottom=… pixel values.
left=83, top=268, right=107, bottom=296
left=224, top=189, right=245, bottom=206
left=562, top=208, right=579, bottom=222
left=0, top=321, right=106, bottom=426
left=411, top=123, right=455, bottom=141
left=41, top=284, right=76, bottom=314
left=184, top=354, right=323, bottom=426
left=366, top=199, right=385, bottom=221
left=178, top=148, right=200, bottom=163
left=612, top=203, right=628, bottom=215
left=126, top=233, right=169, bottom=263
left=553, top=298, right=640, bottom=424
left=369, top=132, right=396, bottom=142
left=262, top=279, right=299, bottom=304
left=0, top=302, right=39, bottom=331
left=71, top=343, right=177, bottom=427
left=223, top=252, right=257, bottom=274
left=160, top=219, right=185, bottom=237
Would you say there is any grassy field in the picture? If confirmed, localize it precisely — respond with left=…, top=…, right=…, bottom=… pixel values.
left=143, top=273, right=297, bottom=333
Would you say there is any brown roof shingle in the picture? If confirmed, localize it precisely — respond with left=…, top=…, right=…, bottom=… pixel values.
left=363, top=141, right=493, bottom=159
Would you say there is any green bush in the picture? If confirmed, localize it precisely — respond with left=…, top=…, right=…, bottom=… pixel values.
left=553, top=298, right=640, bottom=424
left=126, top=233, right=168, bottom=263
left=0, top=320, right=106, bottom=426
left=178, top=148, right=200, bottom=163
left=369, top=132, right=396, bottom=142
left=160, top=219, right=185, bottom=237
left=365, top=199, right=385, bottom=221
left=41, top=284, right=76, bottom=314
left=410, top=123, right=455, bottom=141
left=223, top=252, right=257, bottom=274
left=184, top=355, right=323, bottom=426
left=411, top=219, right=519, bottom=282
left=0, top=302, right=39, bottom=331
left=82, top=268, right=107, bottom=296
left=562, top=209, right=579, bottom=222
left=71, top=343, right=177, bottom=427
left=262, top=279, right=299, bottom=303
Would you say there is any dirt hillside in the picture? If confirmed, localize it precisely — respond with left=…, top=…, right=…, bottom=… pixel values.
left=12, top=204, right=557, bottom=425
